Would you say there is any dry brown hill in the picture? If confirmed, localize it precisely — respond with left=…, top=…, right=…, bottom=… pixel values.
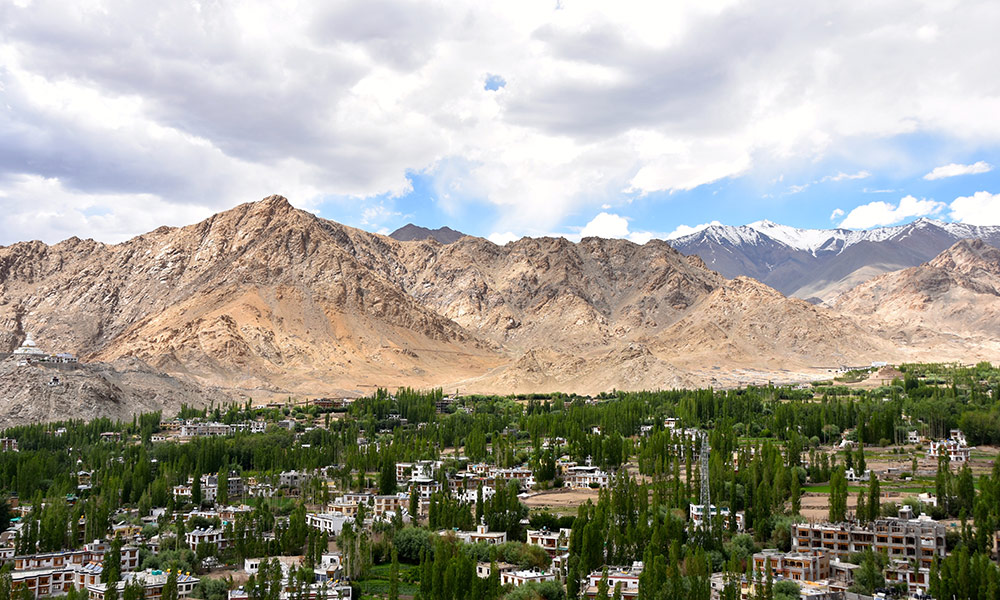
left=835, top=239, right=1000, bottom=346
left=2, top=194, right=972, bottom=424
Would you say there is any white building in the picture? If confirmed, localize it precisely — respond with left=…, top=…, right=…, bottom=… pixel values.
left=689, top=504, right=745, bottom=531
left=306, top=513, right=350, bottom=535
left=563, top=465, right=609, bottom=489
left=928, top=438, right=972, bottom=463
left=584, top=563, right=643, bottom=599
left=500, top=569, right=556, bottom=587
left=185, top=527, right=228, bottom=552
left=526, top=528, right=571, bottom=556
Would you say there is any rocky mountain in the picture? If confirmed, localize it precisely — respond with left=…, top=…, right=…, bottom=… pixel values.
left=389, top=224, right=467, bottom=244
left=0, top=356, right=234, bottom=429
left=835, top=239, right=1000, bottom=350
left=670, top=219, right=1000, bottom=303
left=4, top=195, right=998, bottom=424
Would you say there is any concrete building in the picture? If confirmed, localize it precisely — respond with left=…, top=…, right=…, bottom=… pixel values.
left=928, top=438, right=972, bottom=463
left=85, top=569, right=199, bottom=600
left=791, top=516, right=946, bottom=569
left=584, top=563, right=643, bottom=599
left=500, top=569, right=556, bottom=587
left=526, top=528, right=572, bottom=556
left=564, top=465, right=610, bottom=489
left=306, top=513, right=350, bottom=536
left=443, top=524, right=507, bottom=545
left=753, top=550, right=830, bottom=582
left=185, top=527, right=229, bottom=552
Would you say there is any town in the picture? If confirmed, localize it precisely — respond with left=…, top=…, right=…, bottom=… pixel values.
left=0, top=364, right=998, bottom=600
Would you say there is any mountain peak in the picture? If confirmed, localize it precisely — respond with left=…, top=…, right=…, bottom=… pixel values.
left=389, top=223, right=466, bottom=244
left=929, top=238, right=1000, bottom=275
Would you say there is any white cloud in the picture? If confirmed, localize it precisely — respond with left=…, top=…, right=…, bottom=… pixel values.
left=580, top=212, right=630, bottom=238
left=829, top=208, right=845, bottom=221
left=839, top=195, right=945, bottom=229
left=3, top=0, right=1000, bottom=241
left=487, top=231, right=519, bottom=245
left=575, top=212, right=655, bottom=244
left=822, top=170, right=871, bottom=182
left=666, top=220, right=723, bottom=240
left=923, top=161, right=994, bottom=180
left=949, top=191, right=1000, bottom=225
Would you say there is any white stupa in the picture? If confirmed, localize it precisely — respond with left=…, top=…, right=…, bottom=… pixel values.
left=13, top=332, right=47, bottom=358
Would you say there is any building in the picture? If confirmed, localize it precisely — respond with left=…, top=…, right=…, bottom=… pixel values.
left=9, top=542, right=139, bottom=598
left=689, top=504, right=745, bottom=531
left=13, top=333, right=48, bottom=362
left=85, top=569, right=199, bottom=600
left=0, top=438, right=18, bottom=452
left=180, top=422, right=232, bottom=437
left=476, top=562, right=517, bottom=579
left=791, top=516, right=946, bottom=569
left=185, top=527, right=229, bottom=552
left=306, top=513, right=350, bottom=536
left=584, top=563, right=643, bottom=599
left=279, top=470, right=311, bottom=489
left=526, top=528, right=571, bottom=556
left=928, top=438, right=972, bottom=463
left=752, top=550, right=830, bottom=582
left=844, top=468, right=871, bottom=482
left=443, top=524, right=507, bottom=545
left=500, top=569, right=557, bottom=587
left=563, top=465, right=610, bottom=489
left=884, top=558, right=931, bottom=595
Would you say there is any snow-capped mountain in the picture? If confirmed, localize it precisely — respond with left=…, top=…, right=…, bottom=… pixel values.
left=669, top=218, right=1000, bottom=302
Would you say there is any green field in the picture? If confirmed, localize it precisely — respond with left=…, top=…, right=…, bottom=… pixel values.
left=356, top=564, right=421, bottom=599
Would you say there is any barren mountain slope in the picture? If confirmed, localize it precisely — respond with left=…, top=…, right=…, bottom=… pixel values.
left=0, top=196, right=501, bottom=394
left=835, top=239, right=1000, bottom=342
left=659, top=277, right=894, bottom=368
left=5, top=194, right=979, bottom=410
left=299, top=227, right=725, bottom=351
left=0, top=357, right=235, bottom=429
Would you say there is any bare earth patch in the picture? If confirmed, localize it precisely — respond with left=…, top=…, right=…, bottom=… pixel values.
left=522, top=488, right=601, bottom=511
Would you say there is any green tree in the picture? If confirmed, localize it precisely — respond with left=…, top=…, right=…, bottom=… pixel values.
left=389, top=546, right=399, bottom=600
left=380, top=454, right=397, bottom=496
left=829, top=467, right=847, bottom=522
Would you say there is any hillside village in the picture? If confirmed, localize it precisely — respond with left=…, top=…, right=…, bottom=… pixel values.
left=0, top=363, right=998, bottom=600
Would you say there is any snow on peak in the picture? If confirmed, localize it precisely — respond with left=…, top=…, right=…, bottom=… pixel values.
left=746, top=220, right=841, bottom=255
left=674, top=218, right=1000, bottom=255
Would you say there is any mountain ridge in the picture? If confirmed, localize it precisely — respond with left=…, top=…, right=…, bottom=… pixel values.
left=3, top=196, right=1000, bottom=425
left=669, top=218, right=1000, bottom=301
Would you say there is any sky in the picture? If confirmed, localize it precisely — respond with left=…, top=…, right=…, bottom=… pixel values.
left=3, top=1, right=1000, bottom=246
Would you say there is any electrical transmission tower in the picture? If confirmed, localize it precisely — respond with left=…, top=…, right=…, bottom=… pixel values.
left=700, top=432, right=711, bottom=521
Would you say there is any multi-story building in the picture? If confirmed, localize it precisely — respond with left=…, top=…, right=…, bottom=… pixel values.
left=690, top=504, right=745, bottom=531
left=526, top=528, right=572, bottom=556
left=180, top=422, right=232, bottom=437
left=791, top=517, right=946, bottom=569
left=306, top=513, right=350, bottom=535
left=85, top=569, right=199, bottom=599
left=0, top=438, right=19, bottom=452
left=9, top=542, right=139, bottom=598
left=563, top=465, right=610, bottom=489
left=185, top=527, right=229, bottom=552
left=884, top=558, right=931, bottom=595
left=928, top=438, right=972, bottom=463
left=752, top=550, right=830, bottom=582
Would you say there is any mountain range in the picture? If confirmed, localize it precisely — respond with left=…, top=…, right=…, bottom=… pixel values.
left=389, top=224, right=467, bottom=244
left=669, top=218, right=1000, bottom=303
left=1, top=195, right=999, bottom=424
